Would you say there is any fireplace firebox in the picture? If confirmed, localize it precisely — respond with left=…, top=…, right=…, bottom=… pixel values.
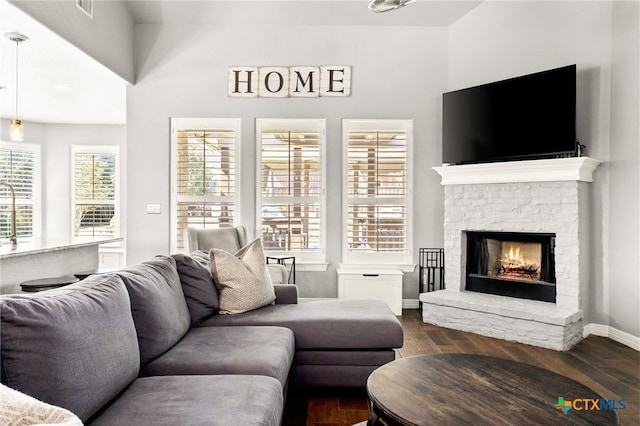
left=466, top=231, right=556, bottom=303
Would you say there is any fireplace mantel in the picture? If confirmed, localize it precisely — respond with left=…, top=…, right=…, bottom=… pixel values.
left=433, top=157, right=602, bottom=185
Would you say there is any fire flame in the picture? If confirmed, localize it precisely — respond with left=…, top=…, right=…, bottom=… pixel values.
left=499, top=244, right=540, bottom=279
left=507, top=246, right=521, bottom=263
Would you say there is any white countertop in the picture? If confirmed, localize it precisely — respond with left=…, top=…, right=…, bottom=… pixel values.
left=0, top=237, right=123, bottom=260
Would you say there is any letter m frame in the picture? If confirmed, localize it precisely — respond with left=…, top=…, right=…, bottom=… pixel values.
left=290, top=67, right=320, bottom=97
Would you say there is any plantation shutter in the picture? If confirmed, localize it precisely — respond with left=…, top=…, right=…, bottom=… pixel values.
left=175, top=126, right=237, bottom=250
left=73, top=151, right=117, bottom=238
left=347, top=129, right=407, bottom=253
left=0, top=146, right=36, bottom=239
left=258, top=120, right=323, bottom=253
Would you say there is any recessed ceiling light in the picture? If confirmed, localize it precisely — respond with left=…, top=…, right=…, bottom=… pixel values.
left=54, top=84, right=72, bottom=91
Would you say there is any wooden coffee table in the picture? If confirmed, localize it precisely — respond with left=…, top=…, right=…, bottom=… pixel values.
left=366, top=353, right=619, bottom=425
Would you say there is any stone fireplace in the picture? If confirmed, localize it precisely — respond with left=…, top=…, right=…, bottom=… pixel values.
left=419, top=157, right=601, bottom=350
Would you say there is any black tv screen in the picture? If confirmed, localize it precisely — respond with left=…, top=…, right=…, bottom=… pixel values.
left=442, top=65, right=576, bottom=165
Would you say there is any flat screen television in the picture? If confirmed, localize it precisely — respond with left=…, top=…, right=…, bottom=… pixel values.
left=442, top=64, right=576, bottom=165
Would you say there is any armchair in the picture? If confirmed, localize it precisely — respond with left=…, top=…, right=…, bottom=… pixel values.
left=185, top=226, right=248, bottom=254
left=184, top=226, right=290, bottom=285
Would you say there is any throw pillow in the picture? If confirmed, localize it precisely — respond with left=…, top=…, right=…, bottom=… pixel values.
left=116, top=255, right=191, bottom=366
left=172, top=251, right=219, bottom=326
left=0, top=384, right=83, bottom=425
left=0, top=275, right=139, bottom=422
left=210, top=238, right=276, bottom=314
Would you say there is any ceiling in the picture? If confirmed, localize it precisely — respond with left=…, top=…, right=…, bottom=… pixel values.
left=125, top=0, right=481, bottom=26
left=0, top=0, right=127, bottom=124
left=0, top=0, right=481, bottom=125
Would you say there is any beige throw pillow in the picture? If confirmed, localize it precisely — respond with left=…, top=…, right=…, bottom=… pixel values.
left=210, top=238, right=276, bottom=314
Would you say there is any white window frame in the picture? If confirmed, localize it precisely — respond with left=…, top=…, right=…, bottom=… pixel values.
left=341, top=119, right=413, bottom=268
left=70, top=145, right=120, bottom=242
left=0, top=141, right=41, bottom=243
left=255, top=118, right=326, bottom=264
left=170, top=118, right=241, bottom=253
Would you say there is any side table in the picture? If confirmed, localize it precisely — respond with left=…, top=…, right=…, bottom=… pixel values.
left=418, top=248, right=444, bottom=311
left=266, top=256, right=296, bottom=284
left=20, top=276, right=80, bottom=293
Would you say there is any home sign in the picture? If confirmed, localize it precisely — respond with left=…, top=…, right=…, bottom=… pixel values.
left=228, top=66, right=351, bottom=98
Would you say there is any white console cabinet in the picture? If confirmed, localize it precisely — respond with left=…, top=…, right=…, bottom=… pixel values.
left=337, top=268, right=403, bottom=315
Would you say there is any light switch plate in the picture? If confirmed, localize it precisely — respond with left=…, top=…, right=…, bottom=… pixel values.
left=146, top=203, right=162, bottom=214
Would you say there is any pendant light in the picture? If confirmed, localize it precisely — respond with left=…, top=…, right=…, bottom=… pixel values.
left=369, top=0, right=415, bottom=13
left=6, top=32, right=29, bottom=142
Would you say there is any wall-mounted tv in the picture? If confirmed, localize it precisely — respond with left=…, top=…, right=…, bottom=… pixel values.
left=442, top=64, right=576, bottom=165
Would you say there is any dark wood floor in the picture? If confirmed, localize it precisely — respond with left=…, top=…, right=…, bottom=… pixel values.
left=283, top=309, right=639, bottom=426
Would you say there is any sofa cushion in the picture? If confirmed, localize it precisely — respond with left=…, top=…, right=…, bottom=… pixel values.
left=116, top=255, right=191, bottom=366
left=291, top=364, right=384, bottom=388
left=198, top=299, right=404, bottom=350
left=291, top=351, right=397, bottom=388
left=210, top=238, right=276, bottom=314
left=141, top=326, right=295, bottom=387
left=0, top=384, right=83, bottom=425
left=172, top=251, right=219, bottom=325
left=294, top=350, right=395, bottom=366
left=89, top=375, right=283, bottom=426
left=0, top=275, right=140, bottom=422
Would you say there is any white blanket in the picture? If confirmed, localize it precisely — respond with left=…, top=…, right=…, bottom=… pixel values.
left=0, top=384, right=83, bottom=426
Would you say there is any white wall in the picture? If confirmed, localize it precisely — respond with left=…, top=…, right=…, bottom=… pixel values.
left=8, top=0, right=135, bottom=83
left=7, top=2, right=636, bottom=328
left=43, top=124, right=126, bottom=240
left=127, top=24, right=448, bottom=298
left=1, top=118, right=46, bottom=144
left=1, top=119, right=126, bottom=246
left=609, top=1, right=640, bottom=338
left=448, top=1, right=639, bottom=338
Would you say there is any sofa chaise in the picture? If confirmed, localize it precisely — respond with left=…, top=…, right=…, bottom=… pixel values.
left=1, top=252, right=403, bottom=425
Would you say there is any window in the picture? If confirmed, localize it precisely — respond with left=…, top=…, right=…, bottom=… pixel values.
left=256, top=119, right=325, bottom=262
left=171, top=118, right=240, bottom=252
left=71, top=146, right=119, bottom=240
left=342, top=120, right=413, bottom=265
left=0, top=142, right=40, bottom=242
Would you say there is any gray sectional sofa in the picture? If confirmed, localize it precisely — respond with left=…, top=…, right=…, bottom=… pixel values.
left=1, top=252, right=403, bottom=425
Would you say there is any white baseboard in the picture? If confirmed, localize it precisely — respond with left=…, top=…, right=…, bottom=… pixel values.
left=403, top=298, right=420, bottom=309
left=583, top=323, right=640, bottom=351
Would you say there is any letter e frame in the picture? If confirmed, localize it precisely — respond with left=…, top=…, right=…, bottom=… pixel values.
left=320, top=66, right=351, bottom=97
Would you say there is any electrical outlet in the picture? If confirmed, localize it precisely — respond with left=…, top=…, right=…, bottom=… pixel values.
left=146, top=203, right=162, bottom=214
